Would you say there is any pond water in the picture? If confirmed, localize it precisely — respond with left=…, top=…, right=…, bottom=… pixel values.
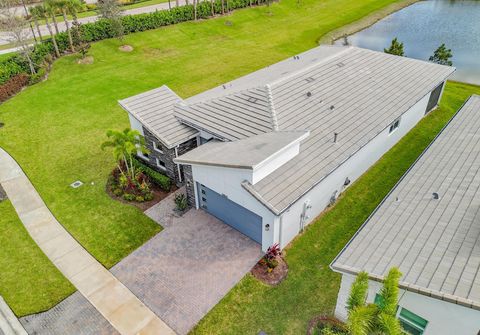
left=334, top=0, right=480, bottom=85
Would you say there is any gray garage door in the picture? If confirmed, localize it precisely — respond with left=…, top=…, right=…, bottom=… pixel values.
left=197, top=183, right=262, bottom=243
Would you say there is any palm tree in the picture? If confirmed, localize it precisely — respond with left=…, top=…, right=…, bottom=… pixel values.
left=210, top=0, right=214, bottom=16
left=29, top=5, right=44, bottom=41
left=55, top=0, right=74, bottom=52
left=221, top=0, right=225, bottom=14
left=66, top=0, right=83, bottom=45
left=101, top=128, right=149, bottom=180
left=45, top=0, right=60, bottom=35
left=193, top=0, right=197, bottom=20
left=346, top=268, right=403, bottom=335
left=41, top=3, right=61, bottom=57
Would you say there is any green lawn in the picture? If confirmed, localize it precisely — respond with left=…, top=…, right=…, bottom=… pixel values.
left=190, top=81, right=480, bottom=334
left=0, top=200, right=75, bottom=316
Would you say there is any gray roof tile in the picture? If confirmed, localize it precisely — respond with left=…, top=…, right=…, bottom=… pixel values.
left=332, top=96, right=480, bottom=309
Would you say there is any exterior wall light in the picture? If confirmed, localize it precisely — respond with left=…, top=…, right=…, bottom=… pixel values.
left=265, top=224, right=270, bottom=231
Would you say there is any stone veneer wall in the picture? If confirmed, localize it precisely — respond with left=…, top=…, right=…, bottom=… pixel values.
left=142, top=127, right=197, bottom=187
left=183, top=165, right=196, bottom=207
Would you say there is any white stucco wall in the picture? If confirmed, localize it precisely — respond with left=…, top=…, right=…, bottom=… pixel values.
left=128, top=113, right=145, bottom=136
left=277, top=89, right=436, bottom=249
left=252, top=143, right=301, bottom=184
left=334, top=273, right=480, bottom=335
left=192, top=165, right=277, bottom=250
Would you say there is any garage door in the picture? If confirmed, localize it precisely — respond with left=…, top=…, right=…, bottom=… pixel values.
left=197, top=183, right=262, bottom=243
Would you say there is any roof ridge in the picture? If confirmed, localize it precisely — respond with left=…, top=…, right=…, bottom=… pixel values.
left=265, top=84, right=279, bottom=131
left=268, top=46, right=353, bottom=88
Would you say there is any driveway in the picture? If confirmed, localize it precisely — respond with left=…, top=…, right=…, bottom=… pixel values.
left=111, top=192, right=263, bottom=335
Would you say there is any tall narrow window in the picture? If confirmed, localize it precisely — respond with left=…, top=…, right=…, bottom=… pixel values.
left=156, top=158, right=166, bottom=171
left=153, top=142, right=164, bottom=154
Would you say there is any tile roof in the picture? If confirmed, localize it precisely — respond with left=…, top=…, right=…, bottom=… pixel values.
left=174, top=130, right=309, bottom=169
left=119, top=85, right=198, bottom=148
left=176, top=46, right=455, bottom=214
left=332, top=96, right=480, bottom=310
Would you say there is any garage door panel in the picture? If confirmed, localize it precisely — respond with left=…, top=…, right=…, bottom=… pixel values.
left=198, top=184, right=262, bottom=243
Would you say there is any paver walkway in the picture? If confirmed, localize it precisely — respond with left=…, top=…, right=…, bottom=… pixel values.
left=0, top=148, right=174, bottom=335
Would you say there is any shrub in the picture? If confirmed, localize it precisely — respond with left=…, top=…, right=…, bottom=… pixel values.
left=123, top=193, right=136, bottom=201
left=144, top=193, right=154, bottom=201
left=0, top=74, right=30, bottom=103
left=132, top=157, right=171, bottom=191
left=135, top=195, right=145, bottom=202
left=113, top=188, right=123, bottom=196
left=174, top=193, right=188, bottom=211
left=265, top=243, right=281, bottom=260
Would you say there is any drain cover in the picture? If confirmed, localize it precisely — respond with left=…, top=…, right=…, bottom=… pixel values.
left=70, top=181, right=83, bottom=188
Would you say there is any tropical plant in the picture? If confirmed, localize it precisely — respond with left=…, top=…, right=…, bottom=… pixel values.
left=101, top=128, right=148, bottom=180
left=44, top=0, right=60, bottom=35
left=66, top=0, right=83, bottom=44
left=429, top=43, right=453, bottom=66
left=29, top=5, right=44, bottom=41
left=384, top=37, right=404, bottom=56
left=174, top=193, right=188, bottom=211
left=346, top=268, right=403, bottom=335
left=265, top=243, right=281, bottom=260
left=41, top=3, right=61, bottom=57
left=54, top=0, right=74, bottom=51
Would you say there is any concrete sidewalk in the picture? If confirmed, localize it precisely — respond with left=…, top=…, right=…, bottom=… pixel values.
left=0, top=148, right=175, bottom=335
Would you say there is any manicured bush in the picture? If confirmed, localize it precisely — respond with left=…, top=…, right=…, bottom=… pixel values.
left=132, top=157, right=171, bottom=191
left=0, top=74, right=30, bottom=102
left=174, top=193, right=188, bottom=211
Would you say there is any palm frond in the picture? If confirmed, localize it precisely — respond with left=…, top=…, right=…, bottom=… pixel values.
left=347, top=304, right=377, bottom=335
left=347, top=271, right=369, bottom=312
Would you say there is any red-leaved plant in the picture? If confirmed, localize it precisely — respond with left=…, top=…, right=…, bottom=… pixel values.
left=265, top=243, right=281, bottom=260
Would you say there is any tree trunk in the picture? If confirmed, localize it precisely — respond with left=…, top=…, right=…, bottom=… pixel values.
left=51, top=14, right=60, bottom=35
left=185, top=0, right=189, bottom=5
left=24, top=52, right=36, bottom=75
left=45, top=17, right=60, bottom=57
left=62, top=10, right=74, bottom=52
left=193, top=0, right=197, bottom=20
left=33, top=18, right=43, bottom=41
left=210, top=0, right=214, bottom=16
left=168, top=0, right=171, bottom=9
left=175, top=0, right=179, bottom=6
left=221, top=0, right=224, bottom=14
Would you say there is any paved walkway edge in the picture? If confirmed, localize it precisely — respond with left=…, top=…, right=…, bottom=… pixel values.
left=0, top=148, right=176, bottom=335
left=0, top=296, right=28, bottom=335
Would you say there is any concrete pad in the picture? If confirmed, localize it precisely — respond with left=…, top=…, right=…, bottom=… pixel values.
left=107, top=297, right=154, bottom=335
left=25, top=220, right=65, bottom=245
left=138, top=317, right=176, bottom=335
left=41, top=233, right=80, bottom=261
left=0, top=159, right=22, bottom=183
left=1, top=177, right=44, bottom=215
left=88, top=281, right=133, bottom=317
left=18, top=206, right=55, bottom=227
left=70, top=263, right=115, bottom=297
left=54, top=247, right=98, bottom=278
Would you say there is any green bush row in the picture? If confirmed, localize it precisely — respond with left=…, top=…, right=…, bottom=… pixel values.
left=133, top=157, right=171, bottom=191
left=0, top=0, right=269, bottom=86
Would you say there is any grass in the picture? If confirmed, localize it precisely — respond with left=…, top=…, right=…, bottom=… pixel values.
left=0, top=200, right=75, bottom=316
left=190, top=81, right=480, bottom=334
left=0, top=0, right=458, bottom=319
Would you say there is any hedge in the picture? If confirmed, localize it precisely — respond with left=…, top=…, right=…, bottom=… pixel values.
left=133, top=157, right=171, bottom=191
left=0, top=0, right=269, bottom=87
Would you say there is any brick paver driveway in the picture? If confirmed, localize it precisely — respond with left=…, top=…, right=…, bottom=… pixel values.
left=111, top=196, right=263, bottom=335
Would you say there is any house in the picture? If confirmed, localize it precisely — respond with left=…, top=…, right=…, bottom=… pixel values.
left=331, top=96, right=480, bottom=335
left=119, top=45, right=454, bottom=251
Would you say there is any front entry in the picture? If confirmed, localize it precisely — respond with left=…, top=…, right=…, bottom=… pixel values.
left=197, top=183, right=263, bottom=243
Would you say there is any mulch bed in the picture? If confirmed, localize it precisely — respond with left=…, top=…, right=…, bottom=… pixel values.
left=106, top=183, right=176, bottom=211
left=307, top=315, right=348, bottom=335
left=251, top=256, right=288, bottom=286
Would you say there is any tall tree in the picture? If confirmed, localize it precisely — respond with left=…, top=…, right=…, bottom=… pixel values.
left=384, top=37, right=404, bottom=56
left=45, top=0, right=60, bottom=35
left=429, top=43, right=453, bottom=66
left=42, top=2, right=61, bottom=57
left=66, top=0, right=83, bottom=46
left=56, top=0, right=75, bottom=51
left=0, top=0, right=36, bottom=75
left=29, top=5, right=44, bottom=41
left=97, top=0, right=124, bottom=40
left=193, top=0, right=197, bottom=20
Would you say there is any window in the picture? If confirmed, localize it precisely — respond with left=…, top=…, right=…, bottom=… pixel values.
left=153, top=142, right=164, bottom=154
left=156, top=158, right=166, bottom=171
left=389, top=118, right=401, bottom=134
left=398, top=308, right=428, bottom=335
left=425, top=82, right=444, bottom=114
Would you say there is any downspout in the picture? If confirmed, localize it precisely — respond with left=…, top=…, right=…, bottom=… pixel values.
left=174, top=146, right=183, bottom=183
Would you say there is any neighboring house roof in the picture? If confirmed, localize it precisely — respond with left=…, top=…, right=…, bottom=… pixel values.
left=174, top=130, right=309, bottom=169
left=118, top=85, right=198, bottom=148
left=177, top=45, right=454, bottom=214
left=331, top=96, right=480, bottom=311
